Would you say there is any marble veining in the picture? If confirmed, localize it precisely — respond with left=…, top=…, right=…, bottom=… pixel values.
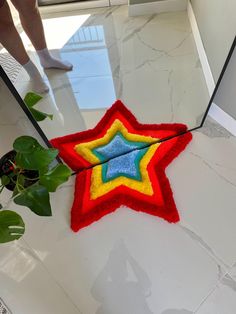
left=221, top=274, right=236, bottom=292
left=178, top=224, right=229, bottom=271
left=13, top=5, right=209, bottom=139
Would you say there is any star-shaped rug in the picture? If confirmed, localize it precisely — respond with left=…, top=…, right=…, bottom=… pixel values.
left=51, top=100, right=192, bottom=232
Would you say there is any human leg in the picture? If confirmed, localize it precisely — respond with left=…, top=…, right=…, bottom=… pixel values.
left=11, top=0, right=72, bottom=70
left=0, top=1, right=49, bottom=93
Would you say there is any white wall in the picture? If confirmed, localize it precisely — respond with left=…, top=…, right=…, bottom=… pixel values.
left=191, top=0, right=236, bottom=82
left=191, top=0, right=236, bottom=121
left=214, top=45, right=236, bottom=120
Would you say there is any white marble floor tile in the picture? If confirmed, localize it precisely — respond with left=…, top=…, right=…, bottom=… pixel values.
left=166, top=118, right=236, bottom=268
left=2, top=117, right=236, bottom=313
left=196, top=271, right=236, bottom=314
left=20, top=208, right=224, bottom=313
left=10, top=156, right=226, bottom=314
left=229, top=263, right=236, bottom=280
left=0, top=241, right=81, bottom=314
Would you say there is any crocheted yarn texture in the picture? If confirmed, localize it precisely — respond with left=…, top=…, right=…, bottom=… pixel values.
left=51, top=100, right=192, bottom=232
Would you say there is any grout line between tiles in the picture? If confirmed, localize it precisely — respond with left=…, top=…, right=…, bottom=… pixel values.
left=193, top=283, right=219, bottom=313
left=178, top=223, right=230, bottom=271
left=193, top=269, right=236, bottom=313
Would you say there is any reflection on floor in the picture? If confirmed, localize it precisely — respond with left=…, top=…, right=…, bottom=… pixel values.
left=13, top=5, right=209, bottom=139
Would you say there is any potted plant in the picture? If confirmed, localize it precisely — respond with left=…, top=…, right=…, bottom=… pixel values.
left=0, top=93, right=71, bottom=244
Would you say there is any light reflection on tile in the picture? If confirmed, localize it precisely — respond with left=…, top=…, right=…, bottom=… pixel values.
left=0, top=242, right=80, bottom=313
left=70, top=76, right=116, bottom=109
left=0, top=244, right=36, bottom=282
left=14, top=6, right=209, bottom=140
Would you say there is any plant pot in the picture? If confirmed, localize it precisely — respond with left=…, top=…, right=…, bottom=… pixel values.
left=0, top=150, right=39, bottom=191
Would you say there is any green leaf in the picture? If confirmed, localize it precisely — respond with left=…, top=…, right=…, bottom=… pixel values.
left=1, top=175, right=10, bottom=186
left=13, top=136, right=42, bottom=154
left=38, top=166, right=49, bottom=175
left=29, top=107, right=53, bottom=122
left=14, top=136, right=58, bottom=171
left=11, top=174, right=27, bottom=197
left=16, top=148, right=58, bottom=171
left=24, top=92, right=43, bottom=108
left=18, top=174, right=26, bottom=187
left=24, top=92, right=53, bottom=122
left=0, top=210, right=25, bottom=243
left=12, top=186, right=20, bottom=198
left=14, top=184, right=52, bottom=216
left=39, top=164, right=71, bottom=192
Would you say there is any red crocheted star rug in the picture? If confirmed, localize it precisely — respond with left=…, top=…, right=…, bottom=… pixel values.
left=51, top=100, right=192, bottom=232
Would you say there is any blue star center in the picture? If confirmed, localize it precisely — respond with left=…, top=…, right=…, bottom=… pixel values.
left=92, top=132, right=147, bottom=163
left=102, top=147, right=149, bottom=182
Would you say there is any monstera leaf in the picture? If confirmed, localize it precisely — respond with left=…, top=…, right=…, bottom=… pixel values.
left=13, top=136, right=58, bottom=171
left=16, top=148, right=58, bottom=171
left=24, top=92, right=53, bottom=122
left=0, top=210, right=25, bottom=243
left=14, top=184, right=52, bottom=216
left=13, top=136, right=41, bottom=154
left=28, top=107, right=53, bottom=121
left=24, top=92, right=43, bottom=107
left=39, top=164, right=72, bottom=192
